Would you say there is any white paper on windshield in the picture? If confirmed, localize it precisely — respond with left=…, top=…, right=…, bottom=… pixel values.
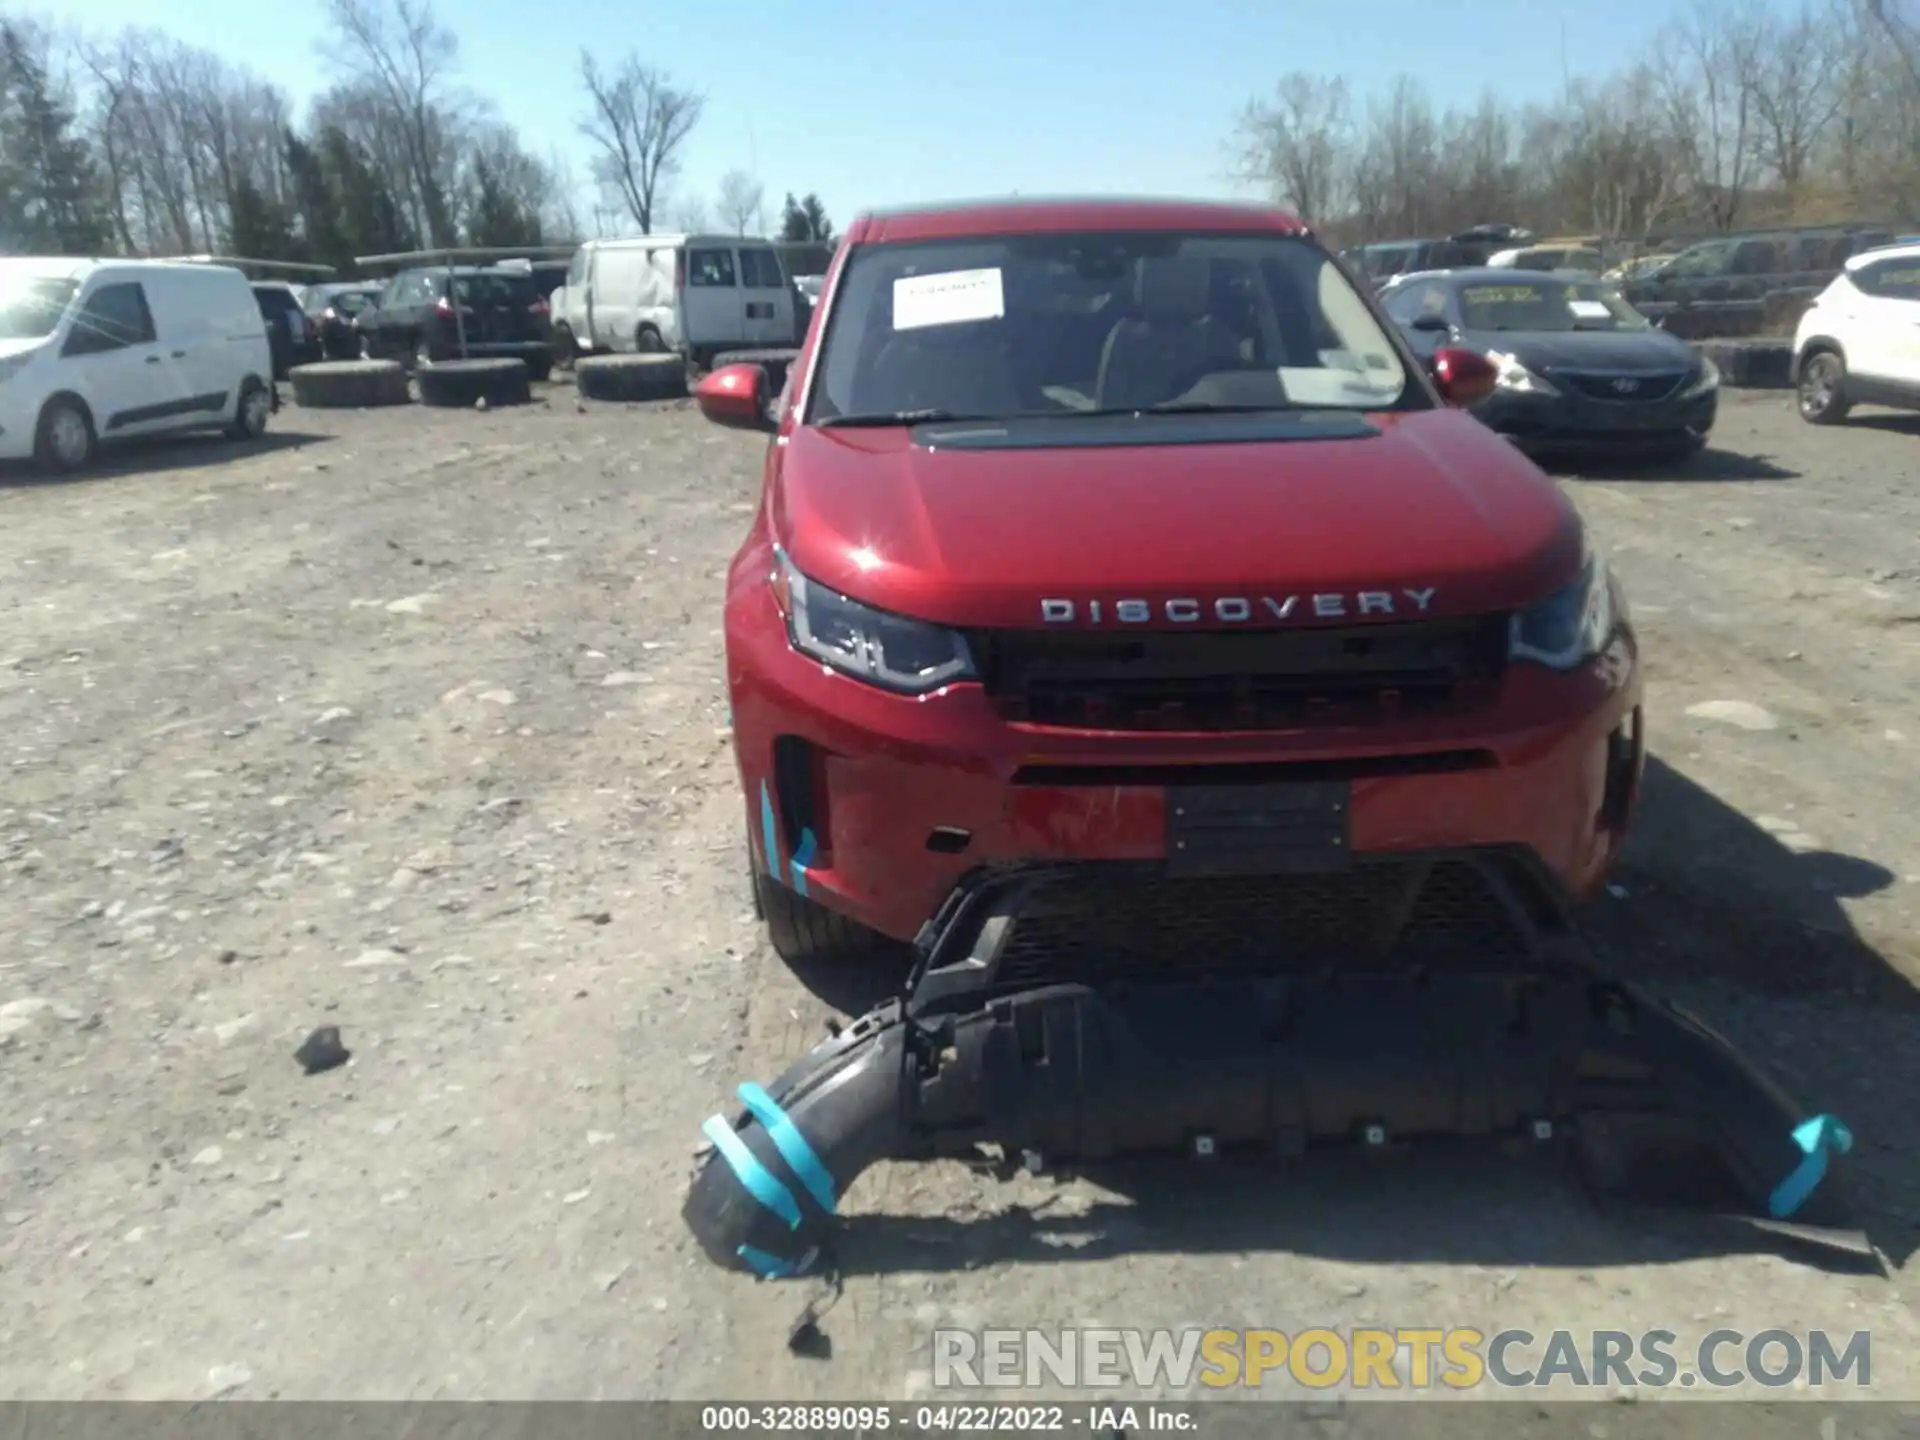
left=892, top=268, right=1005, bottom=331
left=1277, top=368, right=1404, bottom=406
left=1568, top=299, right=1612, bottom=320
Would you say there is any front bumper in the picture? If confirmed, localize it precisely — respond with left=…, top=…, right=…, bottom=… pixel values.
left=730, top=585, right=1644, bottom=943
left=685, top=867, right=1868, bottom=1281
left=1473, top=385, right=1718, bottom=451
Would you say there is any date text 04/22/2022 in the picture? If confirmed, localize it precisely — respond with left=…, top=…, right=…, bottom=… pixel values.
left=698, top=1403, right=1199, bottom=1431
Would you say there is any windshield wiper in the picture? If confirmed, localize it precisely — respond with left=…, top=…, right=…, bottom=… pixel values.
left=816, top=409, right=997, bottom=428
left=1059, top=402, right=1319, bottom=419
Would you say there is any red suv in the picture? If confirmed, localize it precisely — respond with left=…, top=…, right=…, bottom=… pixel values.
left=694, top=199, right=1644, bottom=975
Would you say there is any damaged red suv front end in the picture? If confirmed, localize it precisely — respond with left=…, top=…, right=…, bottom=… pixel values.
left=701, top=198, right=1645, bottom=976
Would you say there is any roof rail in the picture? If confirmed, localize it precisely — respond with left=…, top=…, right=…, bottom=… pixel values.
left=170, top=255, right=338, bottom=276
left=353, top=246, right=577, bottom=268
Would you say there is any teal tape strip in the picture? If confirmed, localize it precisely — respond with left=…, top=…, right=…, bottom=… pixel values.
left=789, top=829, right=817, bottom=898
left=759, top=782, right=780, bottom=880
left=737, top=1081, right=836, bottom=1215
left=700, top=1114, right=802, bottom=1230
left=737, top=1244, right=804, bottom=1279
left=1768, top=1114, right=1853, bottom=1219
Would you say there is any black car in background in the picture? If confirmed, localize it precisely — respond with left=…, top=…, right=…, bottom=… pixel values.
left=356, top=266, right=553, bottom=379
left=1619, top=226, right=1897, bottom=317
left=252, top=282, right=323, bottom=379
left=1342, top=224, right=1533, bottom=288
left=1380, top=267, right=1720, bottom=459
left=490, top=258, right=568, bottom=350
left=305, top=283, right=383, bottom=360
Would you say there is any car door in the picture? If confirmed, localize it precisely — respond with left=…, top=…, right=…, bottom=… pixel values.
left=681, top=244, right=747, bottom=351
left=1845, top=257, right=1920, bottom=389
left=377, top=273, right=425, bottom=354
left=590, top=248, right=639, bottom=351
left=365, top=276, right=403, bottom=356
left=738, top=246, right=791, bottom=346
left=59, top=279, right=185, bottom=436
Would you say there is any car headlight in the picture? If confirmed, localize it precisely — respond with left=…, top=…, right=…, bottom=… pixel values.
left=771, top=548, right=977, bottom=695
left=1510, top=551, right=1618, bottom=670
left=1678, top=355, right=1719, bottom=398
left=1488, top=349, right=1559, bottom=397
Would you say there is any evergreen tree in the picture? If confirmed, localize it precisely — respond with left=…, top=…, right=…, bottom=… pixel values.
left=465, top=155, right=542, bottom=247
left=226, top=175, right=301, bottom=260
left=0, top=21, right=111, bottom=254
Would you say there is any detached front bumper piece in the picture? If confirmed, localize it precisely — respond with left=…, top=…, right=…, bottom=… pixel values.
left=684, top=865, right=1866, bottom=1278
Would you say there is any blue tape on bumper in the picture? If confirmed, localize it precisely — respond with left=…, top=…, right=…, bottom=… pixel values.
left=700, top=1114, right=802, bottom=1230
left=789, top=829, right=817, bottom=898
left=760, top=782, right=780, bottom=880
left=737, top=1244, right=808, bottom=1279
left=737, top=1081, right=836, bottom=1215
left=1768, top=1113, right=1853, bottom=1219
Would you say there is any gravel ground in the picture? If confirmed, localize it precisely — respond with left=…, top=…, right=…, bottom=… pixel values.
left=1, top=383, right=1917, bottom=1410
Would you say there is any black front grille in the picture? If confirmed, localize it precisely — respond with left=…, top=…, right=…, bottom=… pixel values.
left=969, top=617, right=1510, bottom=732
left=988, top=857, right=1536, bottom=988
left=1559, top=371, right=1687, bottom=402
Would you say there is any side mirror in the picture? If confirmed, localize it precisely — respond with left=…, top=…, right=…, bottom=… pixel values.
left=1430, top=346, right=1498, bottom=408
left=695, top=362, right=775, bottom=432
left=1410, top=313, right=1452, bottom=333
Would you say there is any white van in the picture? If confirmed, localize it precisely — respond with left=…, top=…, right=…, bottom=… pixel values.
left=0, top=258, right=274, bottom=473
left=550, top=235, right=800, bottom=368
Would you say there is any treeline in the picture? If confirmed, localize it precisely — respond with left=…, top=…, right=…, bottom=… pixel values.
left=0, top=0, right=837, bottom=269
left=1234, top=0, right=1920, bottom=245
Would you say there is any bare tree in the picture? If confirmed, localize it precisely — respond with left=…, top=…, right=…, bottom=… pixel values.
left=576, top=50, right=701, bottom=233
left=1234, top=72, right=1351, bottom=225
left=1860, top=0, right=1919, bottom=82
left=1742, top=0, right=1848, bottom=196
left=1651, top=6, right=1760, bottom=231
left=671, top=196, right=710, bottom=233
left=715, top=168, right=764, bottom=235
left=322, top=0, right=463, bottom=245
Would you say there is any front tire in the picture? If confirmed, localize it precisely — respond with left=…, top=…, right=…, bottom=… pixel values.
left=226, top=378, right=272, bottom=440
left=34, top=398, right=96, bottom=474
left=1798, top=348, right=1851, bottom=425
left=753, top=872, right=896, bottom=968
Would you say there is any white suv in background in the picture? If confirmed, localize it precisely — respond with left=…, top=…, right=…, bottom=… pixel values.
left=1794, top=242, right=1920, bottom=425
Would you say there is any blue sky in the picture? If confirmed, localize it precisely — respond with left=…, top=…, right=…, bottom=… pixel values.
left=55, top=0, right=1728, bottom=235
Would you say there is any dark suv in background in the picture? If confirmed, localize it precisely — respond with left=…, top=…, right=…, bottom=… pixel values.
left=1343, top=225, right=1532, bottom=288
left=355, top=266, right=554, bottom=379
left=252, top=282, right=323, bottom=380
left=1620, top=226, right=1896, bottom=317
left=304, top=283, right=383, bottom=360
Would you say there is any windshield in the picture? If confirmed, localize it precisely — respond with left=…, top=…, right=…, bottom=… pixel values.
left=0, top=276, right=79, bottom=341
left=1456, top=278, right=1650, bottom=333
left=808, top=231, right=1414, bottom=423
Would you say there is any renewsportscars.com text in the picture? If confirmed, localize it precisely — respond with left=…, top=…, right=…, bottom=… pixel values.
left=932, top=1327, right=1873, bottom=1392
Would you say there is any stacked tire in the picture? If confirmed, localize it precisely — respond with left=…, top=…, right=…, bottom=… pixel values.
left=288, top=360, right=411, bottom=409
left=416, top=359, right=532, bottom=408
left=1692, top=339, right=1794, bottom=390
left=575, top=354, right=688, bottom=403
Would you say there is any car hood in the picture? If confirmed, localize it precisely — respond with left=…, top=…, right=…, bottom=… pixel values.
left=0, top=337, right=49, bottom=362
left=1464, top=328, right=1699, bottom=373
left=773, top=410, right=1584, bottom=631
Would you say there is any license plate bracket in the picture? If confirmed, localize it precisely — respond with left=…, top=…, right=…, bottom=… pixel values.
left=1165, top=781, right=1352, bottom=877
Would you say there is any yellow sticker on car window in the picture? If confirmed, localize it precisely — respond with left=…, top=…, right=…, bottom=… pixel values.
left=1461, top=286, right=1544, bottom=305
left=1880, top=267, right=1920, bottom=289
